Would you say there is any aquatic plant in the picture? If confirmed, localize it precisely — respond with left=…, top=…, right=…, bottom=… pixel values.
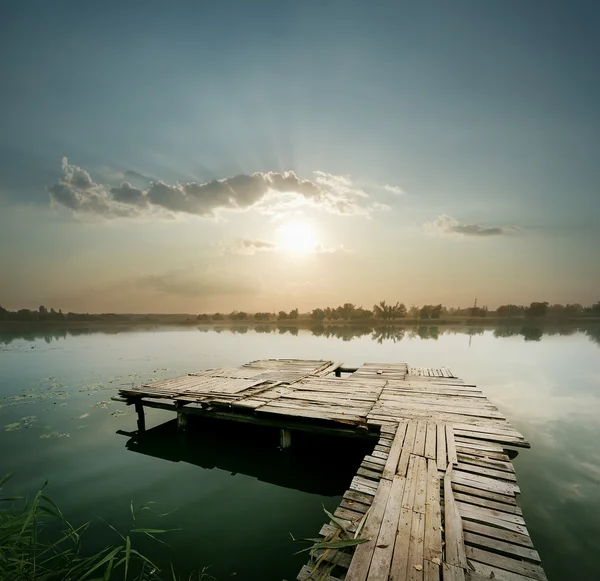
left=0, top=474, right=212, bottom=581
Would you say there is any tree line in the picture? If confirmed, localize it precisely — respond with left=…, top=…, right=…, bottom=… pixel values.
left=1, top=300, right=599, bottom=323
left=195, top=300, right=600, bottom=322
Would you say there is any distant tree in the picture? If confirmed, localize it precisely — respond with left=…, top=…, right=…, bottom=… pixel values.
left=496, top=304, right=525, bottom=317
left=212, top=312, right=224, bottom=321
left=288, top=308, right=299, bottom=320
left=373, top=301, right=406, bottom=320
left=196, top=313, right=210, bottom=321
left=254, top=312, right=271, bottom=321
left=431, top=304, right=443, bottom=319
left=352, top=306, right=373, bottom=320
left=277, top=311, right=288, bottom=320
left=408, top=305, right=420, bottom=318
left=586, top=301, right=600, bottom=315
left=311, top=308, right=326, bottom=321
left=525, top=302, right=549, bottom=318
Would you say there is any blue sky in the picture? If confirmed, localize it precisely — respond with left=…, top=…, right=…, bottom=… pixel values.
left=1, top=0, right=599, bottom=312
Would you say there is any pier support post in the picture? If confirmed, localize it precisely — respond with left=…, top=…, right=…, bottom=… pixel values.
left=280, top=428, right=292, bottom=449
left=177, top=410, right=188, bottom=433
left=334, top=368, right=342, bottom=377
left=134, top=400, right=146, bottom=432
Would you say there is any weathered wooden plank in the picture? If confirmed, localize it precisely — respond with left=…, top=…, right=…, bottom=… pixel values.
left=344, top=478, right=393, bottom=581
left=455, top=462, right=518, bottom=482
left=366, top=475, right=406, bottom=580
left=344, top=489, right=375, bottom=506
left=454, top=438, right=504, bottom=453
left=413, top=421, right=427, bottom=456
left=457, top=453, right=515, bottom=474
left=402, top=455, right=418, bottom=510
left=335, top=505, right=365, bottom=522
left=456, top=501, right=526, bottom=526
left=436, top=422, right=446, bottom=471
left=340, top=497, right=370, bottom=514
left=423, top=559, right=440, bottom=581
left=371, top=450, right=389, bottom=460
left=455, top=446, right=511, bottom=462
left=452, top=483, right=517, bottom=506
left=382, top=422, right=408, bottom=480
left=452, top=472, right=520, bottom=496
left=398, top=422, right=418, bottom=477
left=424, top=422, right=436, bottom=459
left=461, top=520, right=534, bottom=548
left=357, top=467, right=382, bottom=480
left=424, top=459, right=442, bottom=564
left=453, top=492, right=522, bottom=516
left=389, top=508, right=413, bottom=581
left=467, top=561, right=542, bottom=581
left=413, top=456, right=428, bottom=515
left=312, top=548, right=352, bottom=569
left=465, top=546, right=547, bottom=581
left=442, top=563, right=466, bottom=581
left=297, top=563, right=342, bottom=581
left=458, top=505, right=529, bottom=535
left=351, top=477, right=378, bottom=496
left=446, top=424, right=458, bottom=465
left=364, top=454, right=387, bottom=467
left=463, top=532, right=541, bottom=562
left=361, top=460, right=384, bottom=473
left=407, top=511, right=425, bottom=581
left=444, top=465, right=467, bottom=569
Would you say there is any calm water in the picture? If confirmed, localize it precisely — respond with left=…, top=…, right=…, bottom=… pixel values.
left=1, top=325, right=600, bottom=580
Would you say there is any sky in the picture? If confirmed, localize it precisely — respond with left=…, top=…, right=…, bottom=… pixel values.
left=1, top=0, right=599, bottom=313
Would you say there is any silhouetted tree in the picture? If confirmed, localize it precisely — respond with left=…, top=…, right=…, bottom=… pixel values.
left=408, top=305, right=420, bottom=318
left=254, top=312, right=271, bottom=321
left=277, top=310, right=288, bottom=320
left=496, top=304, right=525, bottom=317
left=311, top=308, right=326, bottom=321
left=525, top=302, right=549, bottom=318
left=373, top=301, right=407, bottom=320
left=288, top=308, right=299, bottom=320
left=212, top=313, right=224, bottom=321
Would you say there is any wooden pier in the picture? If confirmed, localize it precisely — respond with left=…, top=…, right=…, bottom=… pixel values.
left=114, top=359, right=546, bottom=581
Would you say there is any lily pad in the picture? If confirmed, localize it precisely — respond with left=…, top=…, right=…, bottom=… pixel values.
left=92, top=401, right=112, bottom=409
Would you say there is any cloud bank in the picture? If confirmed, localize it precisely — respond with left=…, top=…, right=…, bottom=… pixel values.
left=48, top=158, right=386, bottom=219
left=424, top=214, right=518, bottom=238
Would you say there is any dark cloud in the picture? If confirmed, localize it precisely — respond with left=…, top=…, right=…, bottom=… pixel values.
left=424, top=214, right=518, bottom=237
left=48, top=159, right=386, bottom=219
left=110, top=182, right=147, bottom=206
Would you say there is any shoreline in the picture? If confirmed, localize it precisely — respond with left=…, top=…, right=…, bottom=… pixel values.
left=1, top=316, right=600, bottom=331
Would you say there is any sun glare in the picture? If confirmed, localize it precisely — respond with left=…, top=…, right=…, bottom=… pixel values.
left=277, top=222, right=318, bottom=255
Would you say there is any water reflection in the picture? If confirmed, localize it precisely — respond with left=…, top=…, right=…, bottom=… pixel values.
left=2, top=322, right=600, bottom=346
left=119, top=417, right=374, bottom=496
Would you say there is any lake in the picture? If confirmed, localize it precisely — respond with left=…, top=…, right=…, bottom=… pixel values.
left=1, top=324, right=600, bottom=580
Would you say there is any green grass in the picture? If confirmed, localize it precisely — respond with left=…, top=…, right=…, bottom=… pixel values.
left=0, top=474, right=213, bottom=581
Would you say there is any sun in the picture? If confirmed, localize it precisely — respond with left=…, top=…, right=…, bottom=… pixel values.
left=277, top=221, right=318, bottom=255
